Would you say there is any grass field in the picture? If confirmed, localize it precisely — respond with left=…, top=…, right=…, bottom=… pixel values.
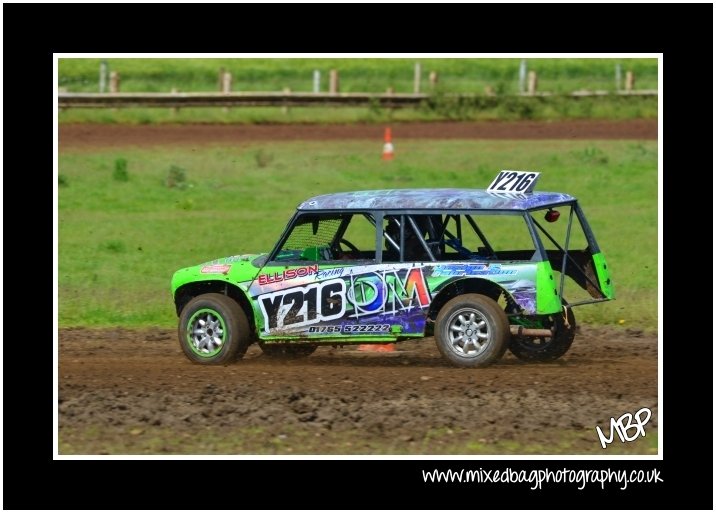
left=58, top=139, right=657, bottom=330
left=59, top=57, right=658, bottom=94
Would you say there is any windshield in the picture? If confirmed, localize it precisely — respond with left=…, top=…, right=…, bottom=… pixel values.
left=273, top=213, right=377, bottom=262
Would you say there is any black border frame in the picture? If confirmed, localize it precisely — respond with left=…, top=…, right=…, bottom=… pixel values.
left=4, top=3, right=711, bottom=510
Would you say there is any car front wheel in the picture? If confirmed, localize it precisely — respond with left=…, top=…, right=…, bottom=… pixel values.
left=178, top=293, right=250, bottom=364
left=434, top=293, right=509, bottom=368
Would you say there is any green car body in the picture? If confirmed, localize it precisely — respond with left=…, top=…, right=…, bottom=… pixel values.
left=171, top=188, right=613, bottom=367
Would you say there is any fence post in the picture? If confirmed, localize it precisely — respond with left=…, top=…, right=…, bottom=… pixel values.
left=313, top=70, right=320, bottom=93
left=527, top=70, right=538, bottom=95
left=413, top=62, right=421, bottom=94
left=429, top=71, right=438, bottom=89
left=99, top=60, right=108, bottom=93
left=615, top=63, right=622, bottom=92
left=220, top=71, right=232, bottom=113
left=109, top=71, right=120, bottom=93
left=218, top=68, right=225, bottom=91
left=221, top=71, right=232, bottom=93
left=519, top=59, right=527, bottom=93
left=625, top=70, right=634, bottom=92
left=329, top=69, right=339, bottom=94
left=386, top=86, right=394, bottom=94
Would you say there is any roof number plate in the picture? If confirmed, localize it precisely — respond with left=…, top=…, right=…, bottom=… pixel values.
left=487, top=170, right=540, bottom=193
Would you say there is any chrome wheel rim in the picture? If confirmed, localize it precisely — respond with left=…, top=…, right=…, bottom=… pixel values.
left=445, top=308, right=490, bottom=358
left=186, top=308, right=226, bottom=357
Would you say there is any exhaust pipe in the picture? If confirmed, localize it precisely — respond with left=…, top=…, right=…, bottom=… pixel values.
left=510, top=325, right=552, bottom=337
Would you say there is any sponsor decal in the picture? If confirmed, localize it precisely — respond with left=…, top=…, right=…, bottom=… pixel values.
left=316, top=267, right=345, bottom=280
left=200, top=264, right=231, bottom=275
left=342, top=324, right=391, bottom=333
left=257, top=266, right=432, bottom=335
left=431, top=263, right=518, bottom=277
left=307, top=326, right=342, bottom=334
left=347, top=267, right=431, bottom=319
left=258, top=264, right=318, bottom=286
left=258, top=278, right=346, bottom=334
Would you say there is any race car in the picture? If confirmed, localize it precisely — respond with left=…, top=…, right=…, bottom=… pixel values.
left=171, top=170, right=614, bottom=368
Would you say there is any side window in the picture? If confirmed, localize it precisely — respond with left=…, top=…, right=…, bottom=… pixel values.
left=273, top=213, right=376, bottom=262
left=451, top=214, right=536, bottom=260
left=339, top=213, right=377, bottom=260
left=382, top=214, right=442, bottom=263
left=435, top=214, right=537, bottom=261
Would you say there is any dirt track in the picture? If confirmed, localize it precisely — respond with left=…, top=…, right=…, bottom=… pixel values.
left=59, top=119, right=657, bottom=150
left=59, top=326, right=657, bottom=454
left=58, top=119, right=658, bottom=454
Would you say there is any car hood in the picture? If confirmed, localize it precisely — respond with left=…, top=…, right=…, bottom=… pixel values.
left=171, top=253, right=266, bottom=295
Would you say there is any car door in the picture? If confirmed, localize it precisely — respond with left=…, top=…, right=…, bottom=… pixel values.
left=250, top=211, right=398, bottom=340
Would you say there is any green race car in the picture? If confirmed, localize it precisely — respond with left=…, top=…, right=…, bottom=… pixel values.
left=171, top=171, right=614, bottom=368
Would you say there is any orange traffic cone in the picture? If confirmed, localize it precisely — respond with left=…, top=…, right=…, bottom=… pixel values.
left=381, top=127, right=394, bottom=160
left=359, top=343, right=395, bottom=352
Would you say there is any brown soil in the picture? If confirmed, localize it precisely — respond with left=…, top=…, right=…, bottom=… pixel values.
left=59, top=326, right=657, bottom=454
left=59, top=119, right=656, bottom=150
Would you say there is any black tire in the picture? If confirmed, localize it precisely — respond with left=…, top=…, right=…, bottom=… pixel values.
left=258, top=343, right=317, bottom=359
left=508, top=307, right=576, bottom=362
left=434, top=293, right=510, bottom=368
left=178, top=293, right=250, bottom=365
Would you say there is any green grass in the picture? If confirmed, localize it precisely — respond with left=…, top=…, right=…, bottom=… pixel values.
left=58, top=139, right=657, bottom=329
left=59, top=424, right=657, bottom=455
left=59, top=57, right=658, bottom=94
left=58, top=95, right=657, bottom=124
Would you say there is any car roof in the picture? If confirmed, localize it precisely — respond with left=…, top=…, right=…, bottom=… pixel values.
left=298, top=188, right=576, bottom=211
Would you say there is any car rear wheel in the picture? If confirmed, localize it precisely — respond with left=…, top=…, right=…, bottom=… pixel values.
left=179, top=293, right=250, bottom=364
left=509, top=307, right=576, bottom=362
left=434, top=293, right=509, bottom=368
left=258, top=343, right=317, bottom=359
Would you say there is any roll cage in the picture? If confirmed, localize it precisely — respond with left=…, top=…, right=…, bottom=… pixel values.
left=266, top=199, right=610, bottom=309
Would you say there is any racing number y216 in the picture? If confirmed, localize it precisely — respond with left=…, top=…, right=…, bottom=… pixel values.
left=258, top=278, right=345, bottom=333
left=487, top=170, right=539, bottom=193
